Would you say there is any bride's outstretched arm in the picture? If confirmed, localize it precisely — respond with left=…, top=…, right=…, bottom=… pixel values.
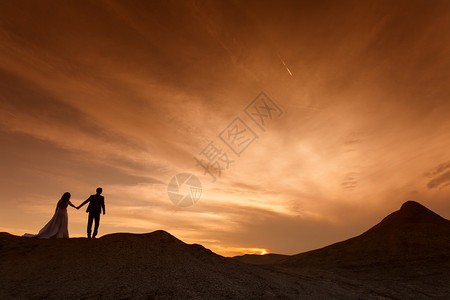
left=68, top=201, right=77, bottom=209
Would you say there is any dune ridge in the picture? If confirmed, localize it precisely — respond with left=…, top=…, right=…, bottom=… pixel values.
left=1, top=201, right=449, bottom=299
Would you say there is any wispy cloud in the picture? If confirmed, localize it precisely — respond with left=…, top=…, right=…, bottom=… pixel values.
left=427, top=162, right=450, bottom=190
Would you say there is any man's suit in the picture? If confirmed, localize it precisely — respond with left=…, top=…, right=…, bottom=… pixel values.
left=79, top=194, right=105, bottom=238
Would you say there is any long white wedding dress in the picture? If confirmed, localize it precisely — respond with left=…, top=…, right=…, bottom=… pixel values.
left=23, top=197, right=72, bottom=239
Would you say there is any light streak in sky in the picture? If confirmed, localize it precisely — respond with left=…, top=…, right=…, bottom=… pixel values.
left=278, top=54, right=293, bottom=76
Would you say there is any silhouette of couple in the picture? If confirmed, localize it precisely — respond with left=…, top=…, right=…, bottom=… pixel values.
left=23, top=188, right=105, bottom=239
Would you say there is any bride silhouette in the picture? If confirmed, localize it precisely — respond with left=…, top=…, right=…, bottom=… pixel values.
left=23, top=192, right=77, bottom=239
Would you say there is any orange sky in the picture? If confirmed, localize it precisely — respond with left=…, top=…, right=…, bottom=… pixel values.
left=0, top=0, right=449, bottom=257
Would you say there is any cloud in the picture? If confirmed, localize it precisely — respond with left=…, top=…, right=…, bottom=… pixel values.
left=341, top=172, right=359, bottom=191
left=427, top=162, right=450, bottom=190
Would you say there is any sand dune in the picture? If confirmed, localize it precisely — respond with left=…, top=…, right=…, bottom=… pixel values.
left=0, top=231, right=349, bottom=299
left=1, top=201, right=449, bottom=299
left=274, top=201, right=450, bottom=298
left=280, top=201, right=450, bottom=267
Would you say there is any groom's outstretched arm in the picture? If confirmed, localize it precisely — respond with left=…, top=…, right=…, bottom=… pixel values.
left=77, top=197, right=90, bottom=209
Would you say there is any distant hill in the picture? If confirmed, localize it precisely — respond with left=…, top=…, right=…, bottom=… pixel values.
left=278, top=201, right=450, bottom=268
left=274, top=201, right=450, bottom=298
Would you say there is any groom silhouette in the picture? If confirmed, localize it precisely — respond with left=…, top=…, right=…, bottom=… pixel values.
left=78, top=188, right=105, bottom=238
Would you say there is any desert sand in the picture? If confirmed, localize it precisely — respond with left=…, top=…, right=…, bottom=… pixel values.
left=1, top=201, right=449, bottom=299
